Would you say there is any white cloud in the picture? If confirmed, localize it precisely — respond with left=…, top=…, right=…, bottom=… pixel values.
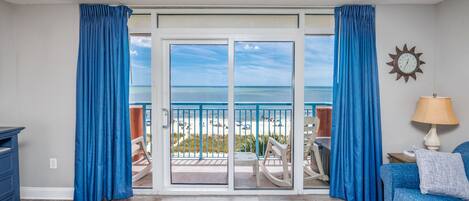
left=170, top=45, right=228, bottom=63
left=130, top=36, right=151, bottom=48
left=242, top=44, right=260, bottom=51
left=130, top=49, right=138, bottom=56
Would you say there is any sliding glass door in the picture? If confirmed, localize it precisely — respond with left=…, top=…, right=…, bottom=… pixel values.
left=168, top=41, right=229, bottom=185
left=139, top=35, right=335, bottom=190
left=233, top=41, right=294, bottom=189
left=162, top=39, right=296, bottom=188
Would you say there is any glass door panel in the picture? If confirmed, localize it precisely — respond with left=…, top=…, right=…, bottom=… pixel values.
left=303, top=35, right=334, bottom=189
left=233, top=41, right=294, bottom=189
left=169, top=42, right=229, bottom=185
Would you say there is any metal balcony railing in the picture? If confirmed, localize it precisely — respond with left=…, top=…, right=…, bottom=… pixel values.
left=130, top=102, right=332, bottom=159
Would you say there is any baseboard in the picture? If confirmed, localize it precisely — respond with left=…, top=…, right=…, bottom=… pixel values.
left=20, top=187, right=74, bottom=200
left=19, top=186, right=329, bottom=199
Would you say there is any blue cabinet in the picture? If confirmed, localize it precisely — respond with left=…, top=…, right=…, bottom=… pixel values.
left=0, top=127, right=24, bottom=201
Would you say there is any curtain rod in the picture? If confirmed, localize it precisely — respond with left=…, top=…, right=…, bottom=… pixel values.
left=126, top=5, right=339, bottom=9
left=124, top=4, right=378, bottom=10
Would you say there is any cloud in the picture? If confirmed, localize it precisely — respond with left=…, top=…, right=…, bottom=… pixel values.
left=234, top=42, right=294, bottom=86
left=130, top=49, right=138, bottom=56
left=304, top=36, right=334, bottom=86
left=243, top=44, right=260, bottom=50
left=235, top=65, right=292, bottom=86
left=131, top=36, right=151, bottom=48
left=171, top=45, right=227, bottom=62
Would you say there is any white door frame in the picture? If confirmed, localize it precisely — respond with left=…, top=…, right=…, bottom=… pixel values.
left=129, top=9, right=333, bottom=195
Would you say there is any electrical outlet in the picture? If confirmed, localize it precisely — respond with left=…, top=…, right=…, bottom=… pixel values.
left=50, top=158, right=57, bottom=169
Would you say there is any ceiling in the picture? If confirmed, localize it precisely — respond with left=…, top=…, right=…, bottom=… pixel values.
left=4, top=0, right=444, bottom=6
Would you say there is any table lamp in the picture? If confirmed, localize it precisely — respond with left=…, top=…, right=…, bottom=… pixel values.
left=412, top=95, right=459, bottom=150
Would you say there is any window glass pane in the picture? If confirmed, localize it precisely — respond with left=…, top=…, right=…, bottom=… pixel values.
left=170, top=44, right=229, bottom=185
left=130, top=36, right=152, bottom=101
left=304, top=35, right=333, bottom=99
left=158, top=14, right=298, bottom=28
left=129, top=35, right=152, bottom=189
left=303, top=35, right=334, bottom=189
left=234, top=41, right=294, bottom=189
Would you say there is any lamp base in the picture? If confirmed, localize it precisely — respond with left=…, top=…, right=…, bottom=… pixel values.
left=424, top=124, right=440, bottom=151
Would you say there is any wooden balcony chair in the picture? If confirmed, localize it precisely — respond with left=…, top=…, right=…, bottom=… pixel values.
left=260, top=116, right=328, bottom=187
left=132, top=136, right=152, bottom=182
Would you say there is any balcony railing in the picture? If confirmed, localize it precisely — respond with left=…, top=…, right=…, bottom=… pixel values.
left=130, top=102, right=332, bottom=159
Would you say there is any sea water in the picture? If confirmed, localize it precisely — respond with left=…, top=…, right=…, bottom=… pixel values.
left=130, top=86, right=332, bottom=103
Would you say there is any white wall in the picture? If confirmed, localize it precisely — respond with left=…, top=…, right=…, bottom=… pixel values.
left=435, top=0, right=469, bottom=151
left=11, top=4, right=79, bottom=187
left=0, top=0, right=17, bottom=125
left=375, top=5, right=439, bottom=158
left=0, top=1, right=466, bottom=189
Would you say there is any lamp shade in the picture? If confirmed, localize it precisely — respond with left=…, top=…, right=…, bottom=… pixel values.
left=412, top=96, right=459, bottom=125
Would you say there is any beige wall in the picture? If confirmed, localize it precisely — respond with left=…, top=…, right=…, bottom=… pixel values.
left=0, top=1, right=467, bottom=188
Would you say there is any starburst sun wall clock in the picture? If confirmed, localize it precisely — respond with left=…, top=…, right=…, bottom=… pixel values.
left=387, top=44, right=425, bottom=82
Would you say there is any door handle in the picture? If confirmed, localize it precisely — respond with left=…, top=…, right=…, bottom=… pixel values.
left=162, top=108, right=170, bottom=128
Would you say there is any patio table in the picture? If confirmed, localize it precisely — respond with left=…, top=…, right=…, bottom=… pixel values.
left=235, top=152, right=260, bottom=186
left=314, top=137, right=330, bottom=177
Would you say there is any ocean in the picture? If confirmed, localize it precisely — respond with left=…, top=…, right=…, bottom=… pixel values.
left=130, top=86, right=332, bottom=103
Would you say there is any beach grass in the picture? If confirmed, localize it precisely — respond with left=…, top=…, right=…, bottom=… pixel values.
left=171, top=133, right=287, bottom=157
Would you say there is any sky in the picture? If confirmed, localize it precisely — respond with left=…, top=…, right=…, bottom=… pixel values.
left=130, top=35, right=334, bottom=87
left=130, top=36, right=152, bottom=86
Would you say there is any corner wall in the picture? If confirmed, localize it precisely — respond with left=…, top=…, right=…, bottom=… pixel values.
left=376, top=5, right=438, bottom=157
left=435, top=0, right=469, bottom=151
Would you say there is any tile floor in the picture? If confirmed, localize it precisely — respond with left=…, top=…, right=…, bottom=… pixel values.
left=133, top=159, right=329, bottom=189
left=23, top=195, right=341, bottom=201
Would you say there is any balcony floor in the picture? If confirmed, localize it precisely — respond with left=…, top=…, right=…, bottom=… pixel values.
left=133, top=159, right=329, bottom=189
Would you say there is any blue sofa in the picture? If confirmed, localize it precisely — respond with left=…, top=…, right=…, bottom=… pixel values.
left=381, top=142, right=469, bottom=201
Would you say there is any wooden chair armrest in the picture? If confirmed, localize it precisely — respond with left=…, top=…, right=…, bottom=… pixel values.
left=268, top=137, right=288, bottom=156
left=268, top=137, right=285, bottom=149
left=132, top=136, right=144, bottom=144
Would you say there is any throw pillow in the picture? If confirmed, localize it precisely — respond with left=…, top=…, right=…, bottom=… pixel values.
left=415, top=149, right=469, bottom=200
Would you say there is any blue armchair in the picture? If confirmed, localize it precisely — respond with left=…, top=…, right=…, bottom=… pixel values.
left=381, top=143, right=469, bottom=201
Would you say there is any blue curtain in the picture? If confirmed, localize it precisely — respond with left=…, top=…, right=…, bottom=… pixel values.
left=74, top=4, right=133, bottom=201
left=330, top=5, right=383, bottom=201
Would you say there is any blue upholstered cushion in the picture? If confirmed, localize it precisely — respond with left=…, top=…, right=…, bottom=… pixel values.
left=382, top=142, right=469, bottom=201
left=382, top=152, right=469, bottom=201
left=453, top=142, right=469, bottom=154
left=381, top=164, right=421, bottom=201
left=394, top=188, right=462, bottom=201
